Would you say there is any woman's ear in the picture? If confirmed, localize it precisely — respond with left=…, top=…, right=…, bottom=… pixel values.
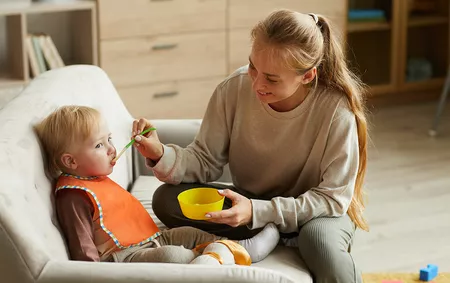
left=301, top=67, right=317, bottom=84
left=61, top=153, right=78, bottom=170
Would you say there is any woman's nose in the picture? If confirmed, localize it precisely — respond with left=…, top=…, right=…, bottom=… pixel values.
left=252, top=74, right=266, bottom=90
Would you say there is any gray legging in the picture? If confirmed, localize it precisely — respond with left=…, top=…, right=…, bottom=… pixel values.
left=152, top=183, right=362, bottom=283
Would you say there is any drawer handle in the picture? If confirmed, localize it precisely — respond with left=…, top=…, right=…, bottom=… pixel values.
left=151, top=43, right=178, bottom=51
left=153, top=91, right=179, bottom=98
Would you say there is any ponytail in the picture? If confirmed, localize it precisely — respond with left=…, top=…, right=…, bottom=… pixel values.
left=317, top=15, right=369, bottom=231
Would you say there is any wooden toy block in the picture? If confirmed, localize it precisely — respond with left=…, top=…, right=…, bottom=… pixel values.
left=420, top=264, right=438, bottom=281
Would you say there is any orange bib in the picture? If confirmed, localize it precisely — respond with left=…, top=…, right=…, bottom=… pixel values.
left=56, top=174, right=160, bottom=249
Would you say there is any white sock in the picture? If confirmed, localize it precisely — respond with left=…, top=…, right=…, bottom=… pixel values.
left=238, top=223, right=279, bottom=263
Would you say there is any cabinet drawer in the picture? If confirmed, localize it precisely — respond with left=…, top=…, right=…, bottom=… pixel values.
left=98, top=0, right=226, bottom=39
left=119, top=77, right=224, bottom=119
left=101, top=32, right=226, bottom=87
left=229, top=28, right=252, bottom=74
left=228, top=0, right=347, bottom=74
left=228, top=0, right=346, bottom=32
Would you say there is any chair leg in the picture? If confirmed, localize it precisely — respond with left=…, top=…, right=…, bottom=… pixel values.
left=429, top=67, right=450, bottom=136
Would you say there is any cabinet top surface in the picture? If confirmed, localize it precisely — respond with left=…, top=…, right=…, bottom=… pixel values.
left=0, top=1, right=94, bottom=16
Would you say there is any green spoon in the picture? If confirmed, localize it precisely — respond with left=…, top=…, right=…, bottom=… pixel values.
left=112, top=127, right=156, bottom=163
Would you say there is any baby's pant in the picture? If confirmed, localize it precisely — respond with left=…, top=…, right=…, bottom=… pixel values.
left=112, top=226, right=225, bottom=263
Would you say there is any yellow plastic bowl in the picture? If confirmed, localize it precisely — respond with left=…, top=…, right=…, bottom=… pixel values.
left=177, top=188, right=225, bottom=220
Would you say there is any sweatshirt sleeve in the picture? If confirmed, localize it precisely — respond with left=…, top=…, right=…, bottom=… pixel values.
left=250, top=106, right=360, bottom=233
left=149, top=82, right=231, bottom=184
left=56, top=190, right=100, bottom=261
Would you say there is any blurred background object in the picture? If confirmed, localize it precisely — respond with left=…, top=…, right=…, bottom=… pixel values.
left=406, top=57, right=433, bottom=82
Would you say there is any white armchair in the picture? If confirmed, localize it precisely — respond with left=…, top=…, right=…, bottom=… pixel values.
left=0, top=65, right=312, bottom=283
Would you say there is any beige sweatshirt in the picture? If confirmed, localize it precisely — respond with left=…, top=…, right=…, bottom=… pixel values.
left=150, top=66, right=359, bottom=233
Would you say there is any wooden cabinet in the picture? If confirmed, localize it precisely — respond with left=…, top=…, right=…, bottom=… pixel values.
left=96, top=0, right=349, bottom=119
left=97, top=0, right=227, bottom=119
left=228, top=29, right=252, bottom=74
left=347, top=0, right=449, bottom=97
left=400, top=0, right=449, bottom=93
left=119, top=77, right=223, bottom=119
left=227, top=0, right=347, bottom=73
left=100, top=32, right=226, bottom=87
left=96, top=0, right=450, bottom=118
left=97, top=0, right=226, bottom=39
left=228, top=0, right=346, bottom=30
left=97, top=0, right=347, bottom=119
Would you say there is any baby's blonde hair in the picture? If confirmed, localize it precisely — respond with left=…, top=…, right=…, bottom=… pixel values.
left=251, top=10, right=369, bottom=231
left=35, top=106, right=102, bottom=177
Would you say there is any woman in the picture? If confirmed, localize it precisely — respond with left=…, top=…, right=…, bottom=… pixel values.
left=133, top=10, right=368, bottom=283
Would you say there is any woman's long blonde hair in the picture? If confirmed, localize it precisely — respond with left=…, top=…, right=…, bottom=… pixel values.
left=251, top=10, right=369, bottom=231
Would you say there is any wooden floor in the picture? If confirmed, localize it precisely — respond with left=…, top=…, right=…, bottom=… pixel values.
left=352, top=101, right=450, bottom=273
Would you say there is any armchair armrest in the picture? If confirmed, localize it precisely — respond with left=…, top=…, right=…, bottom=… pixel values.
left=37, top=260, right=295, bottom=283
left=152, top=119, right=202, bottom=147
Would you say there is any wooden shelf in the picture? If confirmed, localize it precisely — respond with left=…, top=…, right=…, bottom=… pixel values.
left=347, top=0, right=449, bottom=103
left=347, top=21, right=391, bottom=33
left=0, top=1, right=97, bottom=90
left=368, top=84, right=396, bottom=96
left=0, top=1, right=94, bottom=16
left=408, top=15, right=449, bottom=28
left=0, top=77, right=26, bottom=89
left=401, top=77, right=445, bottom=92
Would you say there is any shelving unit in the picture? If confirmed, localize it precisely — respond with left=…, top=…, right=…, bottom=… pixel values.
left=400, top=77, right=445, bottom=92
left=0, top=1, right=94, bottom=15
left=347, top=21, right=391, bottom=33
left=408, top=15, right=448, bottom=27
left=346, top=0, right=400, bottom=96
left=346, top=0, right=449, bottom=99
left=399, top=0, right=449, bottom=94
left=0, top=1, right=97, bottom=90
left=0, top=76, right=25, bottom=88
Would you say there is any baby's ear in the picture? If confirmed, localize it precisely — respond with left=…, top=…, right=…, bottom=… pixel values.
left=61, top=153, right=77, bottom=170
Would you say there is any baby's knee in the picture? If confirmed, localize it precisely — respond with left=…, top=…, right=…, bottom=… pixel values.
left=154, top=246, right=197, bottom=264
